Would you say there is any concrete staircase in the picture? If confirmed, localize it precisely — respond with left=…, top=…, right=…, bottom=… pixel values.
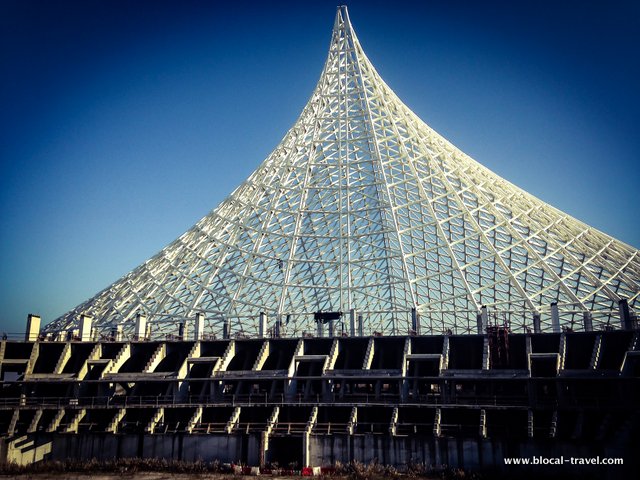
left=225, top=406, right=241, bottom=434
left=187, top=406, right=203, bottom=434
left=177, top=342, right=201, bottom=398
left=46, top=409, right=65, bottom=433
left=252, top=340, right=270, bottom=371
left=347, top=407, right=357, bottom=434
left=143, top=343, right=167, bottom=373
left=558, top=334, right=567, bottom=371
left=214, top=340, right=236, bottom=374
left=306, top=406, right=318, bottom=434
left=64, top=409, right=86, bottom=433
left=323, top=339, right=339, bottom=373
left=389, top=407, right=398, bottom=436
left=106, top=408, right=126, bottom=433
left=261, top=406, right=280, bottom=467
left=77, top=343, right=102, bottom=379
left=53, top=342, right=72, bottom=374
left=146, top=408, right=164, bottom=433
left=27, top=409, right=43, bottom=433
left=590, top=334, right=602, bottom=369
left=7, top=409, right=19, bottom=436
left=25, top=342, right=39, bottom=375
left=101, top=343, right=131, bottom=377
left=362, top=338, right=374, bottom=370
left=479, top=409, right=487, bottom=438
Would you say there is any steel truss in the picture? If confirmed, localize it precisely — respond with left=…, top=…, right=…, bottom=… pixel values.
left=44, top=7, right=639, bottom=338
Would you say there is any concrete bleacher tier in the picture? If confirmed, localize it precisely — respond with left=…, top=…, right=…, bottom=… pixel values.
left=0, top=330, right=638, bottom=471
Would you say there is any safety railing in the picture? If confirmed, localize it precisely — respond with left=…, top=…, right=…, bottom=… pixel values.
left=0, top=391, right=588, bottom=410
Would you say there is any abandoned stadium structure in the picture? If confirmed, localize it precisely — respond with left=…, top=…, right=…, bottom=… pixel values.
left=1, top=6, right=639, bottom=474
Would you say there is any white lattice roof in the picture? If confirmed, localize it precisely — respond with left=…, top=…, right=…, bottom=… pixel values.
left=45, top=6, right=639, bottom=337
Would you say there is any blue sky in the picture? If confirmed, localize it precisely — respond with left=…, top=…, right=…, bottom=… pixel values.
left=1, top=0, right=638, bottom=334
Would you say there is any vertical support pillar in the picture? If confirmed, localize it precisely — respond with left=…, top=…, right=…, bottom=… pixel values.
left=349, top=309, right=356, bottom=337
left=222, top=318, right=230, bottom=340
left=477, top=306, right=488, bottom=334
left=195, top=313, right=205, bottom=341
left=26, top=314, right=41, bottom=342
left=79, top=314, right=93, bottom=342
left=302, top=431, right=311, bottom=467
left=357, top=314, right=363, bottom=337
left=272, top=317, right=281, bottom=338
left=328, top=319, right=334, bottom=338
left=533, top=312, right=541, bottom=333
left=178, top=322, right=187, bottom=340
left=411, top=308, right=420, bottom=335
left=550, top=303, right=560, bottom=333
left=316, top=320, right=323, bottom=338
left=135, top=313, right=147, bottom=341
left=111, top=325, right=123, bottom=341
left=583, top=311, right=593, bottom=332
left=619, top=299, right=632, bottom=330
left=259, top=312, right=267, bottom=339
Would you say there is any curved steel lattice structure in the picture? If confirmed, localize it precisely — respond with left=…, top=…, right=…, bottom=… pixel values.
left=45, top=7, right=639, bottom=338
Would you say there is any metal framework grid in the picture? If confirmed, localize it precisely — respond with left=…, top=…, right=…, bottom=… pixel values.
left=44, top=7, right=639, bottom=338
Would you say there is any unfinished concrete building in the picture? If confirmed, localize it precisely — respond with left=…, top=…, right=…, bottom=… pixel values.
left=3, top=5, right=639, bottom=475
left=1, top=323, right=639, bottom=471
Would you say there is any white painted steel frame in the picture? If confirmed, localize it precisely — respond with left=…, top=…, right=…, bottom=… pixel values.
left=44, top=6, right=639, bottom=338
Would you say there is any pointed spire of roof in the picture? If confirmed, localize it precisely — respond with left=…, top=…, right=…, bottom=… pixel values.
left=44, top=7, right=640, bottom=338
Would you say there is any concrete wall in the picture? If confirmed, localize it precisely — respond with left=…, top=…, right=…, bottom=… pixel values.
left=3, top=433, right=254, bottom=466
left=308, top=434, right=636, bottom=478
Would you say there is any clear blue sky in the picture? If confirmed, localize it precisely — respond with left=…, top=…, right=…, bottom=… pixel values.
left=1, top=0, right=638, bottom=334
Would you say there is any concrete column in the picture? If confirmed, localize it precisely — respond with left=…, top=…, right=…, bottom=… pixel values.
left=135, top=313, right=147, bottom=340
left=302, top=431, right=311, bottom=467
left=533, top=312, right=541, bottom=333
left=349, top=309, right=356, bottom=336
left=357, top=314, right=364, bottom=337
left=550, top=303, right=560, bottom=333
left=259, top=312, right=267, bottom=338
left=273, top=318, right=281, bottom=338
left=316, top=319, right=323, bottom=338
left=477, top=306, right=488, bottom=334
left=328, top=319, right=334, bottom=338
left=79, top=314, right=93, bottom=342
left=411, top=308, right=420, bottom=335
left=111, top=325, right=123, bottom=341
left=178, top=322, right=188, bottom=340
left=619, top=299, right=632, bottom=330
left=195, top=313, right=205, bottom=341
left=25, top=314, right=41, bottom=342
left=583, top=311, right=593, bottom=332
left=223, top=318, right=230, bottom=339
